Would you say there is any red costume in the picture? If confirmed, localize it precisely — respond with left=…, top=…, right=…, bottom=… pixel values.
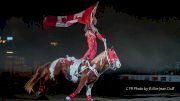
left=82, top=24, right=104, bottom=61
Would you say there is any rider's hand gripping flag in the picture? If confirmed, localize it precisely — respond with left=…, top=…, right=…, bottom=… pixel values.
left=43, top=2, right=99, bottom=29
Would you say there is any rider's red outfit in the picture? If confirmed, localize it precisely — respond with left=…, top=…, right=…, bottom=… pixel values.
left=82, top=24, right=104, bottom=61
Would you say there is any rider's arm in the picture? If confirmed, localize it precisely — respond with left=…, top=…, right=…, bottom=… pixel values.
left=90, top=24, right=105, bottom=41
left=96, top=32, right=104, bottom=41
left=95, top=29, right=105, bottom=42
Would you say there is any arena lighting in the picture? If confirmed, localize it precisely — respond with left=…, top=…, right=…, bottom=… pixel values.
left=50, top=41, right=59, bottom=47
left=6, top=51, right=14, bottom=54
left=7, top=36, right=13, bottom=41
left=0, top=40, right=6, bottom=44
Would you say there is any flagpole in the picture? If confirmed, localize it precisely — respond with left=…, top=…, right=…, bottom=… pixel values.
left=93, top=1, right=99, bottom=17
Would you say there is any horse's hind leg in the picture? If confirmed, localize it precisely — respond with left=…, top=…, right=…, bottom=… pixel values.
left=36, top=77, right=46, bottom=97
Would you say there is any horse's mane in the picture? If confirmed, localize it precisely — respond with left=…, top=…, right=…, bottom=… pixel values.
left=91, top=50, right=106, bottom=63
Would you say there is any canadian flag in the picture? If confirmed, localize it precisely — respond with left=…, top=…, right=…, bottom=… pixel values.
left=43, top=2, right=98, bottom=29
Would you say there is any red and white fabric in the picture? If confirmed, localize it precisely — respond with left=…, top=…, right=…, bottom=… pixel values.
left=43, top=2, right=98, bottom=29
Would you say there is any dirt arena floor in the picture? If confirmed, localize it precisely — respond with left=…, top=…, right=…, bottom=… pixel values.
left=1, top=94, right=180, bottom=101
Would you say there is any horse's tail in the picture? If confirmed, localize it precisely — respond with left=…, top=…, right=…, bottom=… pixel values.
left=24, top=62, right=51, bottom=94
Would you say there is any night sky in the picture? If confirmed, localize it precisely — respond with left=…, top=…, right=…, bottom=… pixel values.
left=1, top=0, right=180, bottom=73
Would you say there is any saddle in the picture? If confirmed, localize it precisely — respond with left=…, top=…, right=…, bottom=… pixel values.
left=65, top=56, right=84, bottom=83
left=65, top=56, right=98, bottom=83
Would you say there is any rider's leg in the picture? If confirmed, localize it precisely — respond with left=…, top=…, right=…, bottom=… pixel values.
left=81, top=40, right=96, bottom=71
left=82, top=36, right=96, bottom=61
left=82, top=49, right=91, bottom=61
left=89, top=40, right=97, bottom=60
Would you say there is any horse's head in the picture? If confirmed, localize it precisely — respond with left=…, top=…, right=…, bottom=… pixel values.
left=106, top=47, right=121, bottom=70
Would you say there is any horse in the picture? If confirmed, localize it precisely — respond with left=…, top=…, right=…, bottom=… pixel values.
left=24, top=47, right=121, bottom=101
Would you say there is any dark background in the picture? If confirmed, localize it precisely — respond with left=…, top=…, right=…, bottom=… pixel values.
left=1, top=0, right=180, bottom=23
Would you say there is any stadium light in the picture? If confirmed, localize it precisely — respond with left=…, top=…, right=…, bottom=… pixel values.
left=6, top=51, right=14, bottom=54
left=7, top=36, right=13, bottom=41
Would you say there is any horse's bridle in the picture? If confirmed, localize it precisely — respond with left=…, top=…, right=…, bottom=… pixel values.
left=104, top=49, right=116, bottom=70
left=86, top=40, right=117, bottom=77
left=102, top=40, right=116, bottom=72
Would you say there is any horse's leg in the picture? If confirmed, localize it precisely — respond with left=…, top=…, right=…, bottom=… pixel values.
left=65, top=75, right=88, bottom=101
left=86, top=83, right=94, bottom=101
left=36, top=77, right=46, bottom=97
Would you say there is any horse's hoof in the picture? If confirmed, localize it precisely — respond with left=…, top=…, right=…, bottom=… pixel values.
left=65, top=96, right=71, bottom=101
left=35, top=91, right=41, bottom=97
left=87, top=98, right=94, bottom=101
left=88, top=98, right=94, bottom=101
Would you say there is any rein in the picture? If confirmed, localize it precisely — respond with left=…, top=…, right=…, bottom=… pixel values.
left=87, top=39, right=112, bottom=77
left=101, top=39, right=112, bottom=72
left=103, top=39, right=111, bottom=66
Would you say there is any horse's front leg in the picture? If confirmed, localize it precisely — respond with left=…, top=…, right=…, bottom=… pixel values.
left=86, top=84, right=94, bottom=101
left=65, top=74, right=88, bottom=101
